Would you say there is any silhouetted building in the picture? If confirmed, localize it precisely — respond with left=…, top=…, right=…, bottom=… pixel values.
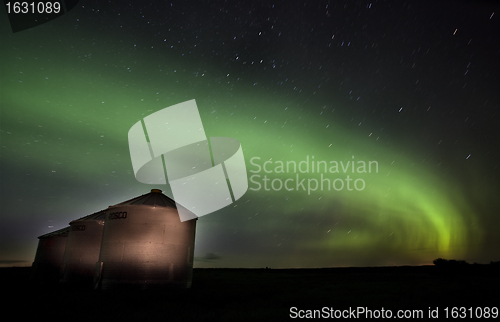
left=31, top=189, right=197, bottom=290
left=60, top=210, right=106, bottom=286
left=31, top=227, right=70, bottom=284
left=94, top=189, right=197, bottom=290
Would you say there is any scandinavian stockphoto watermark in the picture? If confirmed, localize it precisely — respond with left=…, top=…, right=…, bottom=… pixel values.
left=248, top=155, right=378, bottom=194
left=128, top=99, right=248, bottom=222
left=127, top=100, right=376, bottom=219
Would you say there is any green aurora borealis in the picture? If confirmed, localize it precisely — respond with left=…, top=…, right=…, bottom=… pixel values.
left=1, top=0, right=498, bottom=268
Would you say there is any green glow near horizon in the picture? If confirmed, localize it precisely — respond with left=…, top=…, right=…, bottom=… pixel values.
left=0, top=21, right=486, bottom=267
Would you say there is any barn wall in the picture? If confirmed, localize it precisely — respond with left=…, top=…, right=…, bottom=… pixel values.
left=95, top=205, right=196, bottom=290
left=61, top=219, right=105, bottom=286
left=31, top=231, right=69, bottom=284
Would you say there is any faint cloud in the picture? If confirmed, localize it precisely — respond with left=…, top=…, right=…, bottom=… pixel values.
left=195, top=253, right=222, bottom=262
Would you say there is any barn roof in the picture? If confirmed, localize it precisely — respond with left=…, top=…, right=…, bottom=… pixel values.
left=38, top=226, right=70, bottom=239
left=111, top=189, right=178, bottom=208
left=69, top=209, right=107, bottom=224
left=38, top=189, right=191, bottom=239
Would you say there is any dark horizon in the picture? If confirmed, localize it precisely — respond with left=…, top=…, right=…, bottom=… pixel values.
left=1, top=0, right=499, bottom=268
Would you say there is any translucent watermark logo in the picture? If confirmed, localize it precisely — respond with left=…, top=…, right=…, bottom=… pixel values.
left=128, top=99, right=248, bottom=221
left=248, top=156, right=378, bottom=194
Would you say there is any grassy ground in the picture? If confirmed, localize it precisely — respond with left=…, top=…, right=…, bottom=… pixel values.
left=3, top=266, right=499, bottom=321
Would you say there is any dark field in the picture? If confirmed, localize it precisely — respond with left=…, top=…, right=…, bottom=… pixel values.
left=3, top=266, right=499, bottom=321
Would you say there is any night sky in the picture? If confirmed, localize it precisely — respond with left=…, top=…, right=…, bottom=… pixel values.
left=1, top=0, right=499, bottom=268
